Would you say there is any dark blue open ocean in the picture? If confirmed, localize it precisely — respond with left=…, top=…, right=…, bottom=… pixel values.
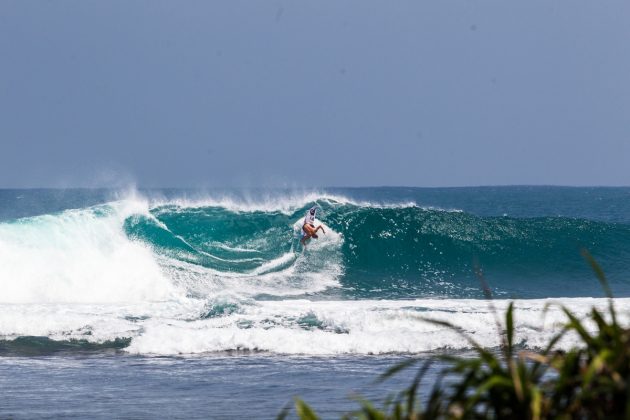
left=1, top=186, right=629, bottom=418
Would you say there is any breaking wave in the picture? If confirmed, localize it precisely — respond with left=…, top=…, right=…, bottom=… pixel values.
left=0, top=191, right=629, bottom=355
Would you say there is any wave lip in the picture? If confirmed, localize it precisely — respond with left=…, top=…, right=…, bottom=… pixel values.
left=146, top=191, right=424, bottom=214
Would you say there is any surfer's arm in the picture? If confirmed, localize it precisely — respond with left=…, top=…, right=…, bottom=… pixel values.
left=315, top=225, right=325, bottom=234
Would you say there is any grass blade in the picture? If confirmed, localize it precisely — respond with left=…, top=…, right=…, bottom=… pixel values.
left=376, top=358, right=420, bottom=383
left=506, top=301, right=515, bottom=355
left=294, top=398, right=320, bottom=420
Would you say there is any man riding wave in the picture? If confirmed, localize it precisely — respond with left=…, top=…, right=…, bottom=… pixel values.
left=301, top=206, right=325, bottom=247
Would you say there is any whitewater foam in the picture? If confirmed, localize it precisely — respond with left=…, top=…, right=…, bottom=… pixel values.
left=0, top=201, right=179, bottom=304
left=120, top=297, right=630, bottom=355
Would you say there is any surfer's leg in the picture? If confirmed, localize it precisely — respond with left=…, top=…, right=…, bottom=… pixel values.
left=301, top=225, right=314, bottom=246
left=301, top=233, right=312, bottom=246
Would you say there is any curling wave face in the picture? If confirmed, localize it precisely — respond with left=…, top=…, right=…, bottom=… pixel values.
left=0, top=190, right=629, bottom=355
left=125, top=195, right=630, bottom=299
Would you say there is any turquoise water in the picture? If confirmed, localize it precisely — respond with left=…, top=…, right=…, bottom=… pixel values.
left=0, top=187, right=629, bottom=417
left=126, top=192, right=630, bottom=299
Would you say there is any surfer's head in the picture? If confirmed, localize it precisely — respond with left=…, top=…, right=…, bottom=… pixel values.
left=310, top=207, right=316, bottom=215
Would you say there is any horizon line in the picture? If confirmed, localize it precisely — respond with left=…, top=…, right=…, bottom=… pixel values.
left=1, top=184, right=629, bottom=190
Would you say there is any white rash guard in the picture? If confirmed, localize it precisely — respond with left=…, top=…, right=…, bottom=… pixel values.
left=303, top=207, right=317, bottom=226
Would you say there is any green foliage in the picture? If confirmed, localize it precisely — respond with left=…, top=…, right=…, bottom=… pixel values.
left=284, top=251, right=630, bottom=419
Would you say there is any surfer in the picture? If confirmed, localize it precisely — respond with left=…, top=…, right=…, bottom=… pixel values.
left=301, top=206, right=325, bottom=246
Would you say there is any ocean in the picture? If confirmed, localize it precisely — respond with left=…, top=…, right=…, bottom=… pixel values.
left=1, top=186, right=629, bottom=418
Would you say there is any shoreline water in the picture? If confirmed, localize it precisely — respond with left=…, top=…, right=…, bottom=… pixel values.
left=0, top=354, right=436, bottom=419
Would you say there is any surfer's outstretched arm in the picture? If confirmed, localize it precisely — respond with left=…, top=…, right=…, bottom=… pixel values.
left=315, top=225, right=325, bottom=234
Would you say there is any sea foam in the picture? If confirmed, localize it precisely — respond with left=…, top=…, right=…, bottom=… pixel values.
left=0, top=200, right=178, bottom=304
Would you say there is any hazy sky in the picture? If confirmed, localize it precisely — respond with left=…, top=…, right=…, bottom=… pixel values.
left=1, top=1, right=629, bottom=188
